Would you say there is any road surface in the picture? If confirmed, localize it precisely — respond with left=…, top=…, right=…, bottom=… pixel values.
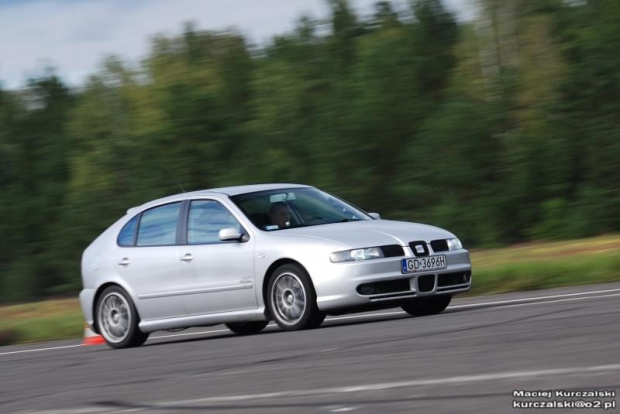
left=2, top=282, right=619, bottom=413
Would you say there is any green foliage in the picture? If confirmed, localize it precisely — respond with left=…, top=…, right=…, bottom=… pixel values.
left=0, top=0, right=619, bottom=302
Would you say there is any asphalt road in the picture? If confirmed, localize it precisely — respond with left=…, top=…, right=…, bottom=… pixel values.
left=2, top=282, right=620, bottom=414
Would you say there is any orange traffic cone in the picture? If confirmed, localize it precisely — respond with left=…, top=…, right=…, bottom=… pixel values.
left=82, top=322, right=106, bottom=346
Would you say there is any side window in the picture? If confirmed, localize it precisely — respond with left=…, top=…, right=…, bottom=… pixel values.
left=118, top=215, right=139, bottom=247
left=188, top=200, right=242, bottom=244
left=136, top=202, right=182, bottom=247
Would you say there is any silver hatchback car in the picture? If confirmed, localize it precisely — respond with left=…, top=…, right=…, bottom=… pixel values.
left=80, top=184, right=472, bottom=348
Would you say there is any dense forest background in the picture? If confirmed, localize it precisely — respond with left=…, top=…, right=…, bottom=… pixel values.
left=0, top=0, right=618, bottom=303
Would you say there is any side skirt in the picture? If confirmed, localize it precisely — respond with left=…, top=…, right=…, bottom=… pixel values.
left=139, top=307, right=268, bottom=333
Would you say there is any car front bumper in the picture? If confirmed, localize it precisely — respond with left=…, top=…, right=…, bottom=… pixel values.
left=313, top=249, right=472, bottom=312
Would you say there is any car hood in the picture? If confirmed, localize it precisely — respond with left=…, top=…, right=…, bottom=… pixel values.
left=276, top=219, right=455, bottom=249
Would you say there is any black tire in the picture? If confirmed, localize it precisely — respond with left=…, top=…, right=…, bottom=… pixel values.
left=225, top=321, right=269, bottom=335
left=96, top=286, right=149, bottom=349
left=267, top=263, right=325, bottom=331
left=401, top=295, right=452, bottom=317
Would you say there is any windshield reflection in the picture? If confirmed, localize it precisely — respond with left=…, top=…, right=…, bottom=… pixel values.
left=231, top=188, right=372, bottom=231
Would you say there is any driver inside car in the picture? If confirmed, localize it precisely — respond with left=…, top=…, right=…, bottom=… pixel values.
left=269, top=201, right=292, bottom=228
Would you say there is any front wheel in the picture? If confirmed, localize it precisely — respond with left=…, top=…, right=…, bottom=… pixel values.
left=96, top=286, right=149, bottom=349
left=225, top=321, right=269, bottom=335
left=402, top=295, right=452, bottom=317
left=267, top=264, right=325, bottom=331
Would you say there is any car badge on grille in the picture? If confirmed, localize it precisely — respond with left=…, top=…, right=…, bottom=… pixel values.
left=415, top=245, right=425, bottom=254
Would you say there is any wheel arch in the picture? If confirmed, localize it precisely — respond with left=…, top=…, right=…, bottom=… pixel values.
left=262, top=258, right=308, bottom=313
left=92, top=282, right=139, bottom=334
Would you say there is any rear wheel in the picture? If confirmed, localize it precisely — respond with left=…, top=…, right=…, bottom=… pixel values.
left=267, top=264, right=325, bottom=331
left=225, top=321, right=269, bottom=335
left=402, top=295, right=452, bottom=317
left=96, top=286, right=149, bottom=349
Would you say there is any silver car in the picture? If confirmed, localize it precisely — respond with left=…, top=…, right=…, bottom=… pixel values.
left=80, top=184, right=472, bottom=348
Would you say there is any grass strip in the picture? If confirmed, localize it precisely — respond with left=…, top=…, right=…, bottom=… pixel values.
left=0, top=299, right=83, bottom=346
left=470, top=251, right=620, bottom=295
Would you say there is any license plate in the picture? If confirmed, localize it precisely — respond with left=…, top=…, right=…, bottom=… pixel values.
left=401, top=255, right=447, bottom=273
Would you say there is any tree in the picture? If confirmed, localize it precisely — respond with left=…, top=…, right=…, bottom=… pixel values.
left=0, top=76, right=74, bottom=301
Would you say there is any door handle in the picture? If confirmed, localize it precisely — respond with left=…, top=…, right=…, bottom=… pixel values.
left=118, top=258, right=131, bottom=267
left=181, top=253, right=194, bottom=262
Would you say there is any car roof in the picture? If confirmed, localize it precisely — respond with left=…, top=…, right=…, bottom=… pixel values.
left=127, top=183, right=310, bottom=215
left=203, top=183, right=310, bottom=197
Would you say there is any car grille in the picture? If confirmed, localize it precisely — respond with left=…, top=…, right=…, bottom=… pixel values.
left=430, top=239, right=449, bottom=252
left=380, top=245, right=405, bottom=257
left=408, top=241, right=429, bottom=257
left=417, top=275, right=435, bottom=292
left=358, top=272, right=471, bottom=300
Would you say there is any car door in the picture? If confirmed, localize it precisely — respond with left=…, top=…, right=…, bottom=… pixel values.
left=114, top=202, right=185, bottom=320
left=179, top=199, right=257, bottom=316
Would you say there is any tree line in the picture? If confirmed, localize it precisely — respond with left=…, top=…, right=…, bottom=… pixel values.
left=0, top=0, right=618, bottom=302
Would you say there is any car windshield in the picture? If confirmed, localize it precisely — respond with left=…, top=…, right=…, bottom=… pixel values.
left=231, top=187, right=372, bottom=231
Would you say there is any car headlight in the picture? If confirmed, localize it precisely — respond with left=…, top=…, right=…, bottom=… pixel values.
left=330, top=247, right=384, bottom=263
left=447, top=238, right=463, bottom=251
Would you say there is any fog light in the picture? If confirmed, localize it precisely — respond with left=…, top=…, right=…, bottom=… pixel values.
left=359, top=284, right=375, bottom=295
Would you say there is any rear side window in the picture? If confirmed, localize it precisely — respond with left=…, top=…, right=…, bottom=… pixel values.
left=118, top=215, right=139, bottom=247
left=136, top=202, right=182, bottom=247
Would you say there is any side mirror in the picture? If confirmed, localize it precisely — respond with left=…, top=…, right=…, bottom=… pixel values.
left=369, top=212, right=381, bottom=220
left=219, top=227, right=246, bottom=242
